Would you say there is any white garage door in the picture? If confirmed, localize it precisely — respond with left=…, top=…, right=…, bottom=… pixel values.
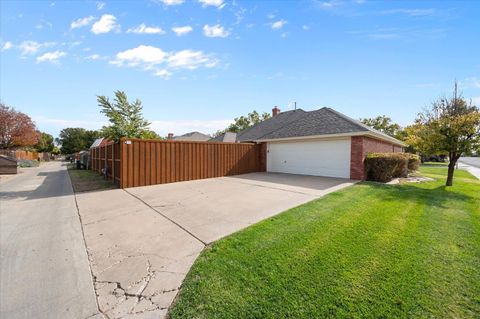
left=267, top=138, right=351, bottom=178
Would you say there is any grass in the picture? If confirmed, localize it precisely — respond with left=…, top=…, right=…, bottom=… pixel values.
left=169, top=166, right=480, bottom=319
left=67, top=163, right=117, bottom=193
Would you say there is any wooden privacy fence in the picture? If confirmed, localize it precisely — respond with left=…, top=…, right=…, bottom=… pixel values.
left=0, top=150, right=39, bottom=160
left=90, top=138, right=264, bottom=188
left=90, top=142, right=121, bottom=184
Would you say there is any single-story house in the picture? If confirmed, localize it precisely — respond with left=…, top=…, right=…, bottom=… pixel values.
left=169, top=131, right=211, bottom=142
left=209, top=132, right=238, bottom=143
left=236, top=106, right=405, bottom=180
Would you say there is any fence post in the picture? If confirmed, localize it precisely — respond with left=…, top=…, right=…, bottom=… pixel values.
left=112, top=143, right=115, bottom=184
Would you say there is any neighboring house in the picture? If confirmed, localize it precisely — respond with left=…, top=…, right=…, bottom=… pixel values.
left=90, top=138, right=112, bottom=148
left=236, top=106, right=405, bottom=180
left=209, top=132, right=237, bottom=143
left=171, top=131, right=211, bottom=142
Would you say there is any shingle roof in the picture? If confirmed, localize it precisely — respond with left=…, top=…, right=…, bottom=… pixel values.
left=173, top=131, right=211, bottom=141
left=210, top=132, right=237, bottom=142
left=236, top=107, right=405, bottom=146
left=259, top=108, right=368, bottom=140
left=236, top=109, right=307, bottom=142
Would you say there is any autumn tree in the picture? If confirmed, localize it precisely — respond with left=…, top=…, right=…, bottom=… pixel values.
left=0, top=103, right=39, bottom=149
left=97, top=91, right=156, bottom=141
left=57, top=128, right=100, bottom=154
left=412, top=82, right=480, bottom=186
left=214, top=110, right=271, bottom=137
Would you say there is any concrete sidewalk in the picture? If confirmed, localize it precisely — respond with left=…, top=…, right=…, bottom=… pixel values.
left=75, top=173, right=356, bottom=318
left=0, top=162, right=101, bottom=319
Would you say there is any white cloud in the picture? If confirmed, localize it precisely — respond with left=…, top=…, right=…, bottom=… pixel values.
left=110, top=45, right=217, bottom=77
left=158, top=0, right=184, bottom=5
left=85, top=54, right=104, bottom=60
left=96, top=1, right=105, bottom=10
left=199, top=0, right=224, bottom=8
left=167, top=49, right=217, bottom=69
left=19, top=41, right=41, bottom=55
left=36, top=50, right=67, bottom=63
left=71, top=16, right=95, bottom=29
left=271, top=19, right=287, bottom=29
left=150, top=119, right=231, bottom=136
left=172, top=25, right=193, bottom=36
left=154, top=69, right=172, bottom=78
left=91, top=14, right=119, bottom=34
left=1, top=41, right=13, bottom=51
left=111, top=45, right=168, bottom=67
left=302, top=25, right=310, bottom=31
left=203, top=24, right=229, bottom=38
left=127, top=23, right=166, bottom=34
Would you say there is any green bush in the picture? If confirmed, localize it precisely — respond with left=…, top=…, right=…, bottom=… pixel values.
left=364, top=153, right=408, bottom=183
left=405, top=153, right=421, bottom=172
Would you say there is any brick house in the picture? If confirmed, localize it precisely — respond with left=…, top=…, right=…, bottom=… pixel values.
left=235, top=106, right=405, bottom=180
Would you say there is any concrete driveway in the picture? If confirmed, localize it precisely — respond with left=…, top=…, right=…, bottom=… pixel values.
left=75, top=172, right=356, bottom=318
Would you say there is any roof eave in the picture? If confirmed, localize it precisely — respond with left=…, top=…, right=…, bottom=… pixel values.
left=254, top=131, right=407, bottom=146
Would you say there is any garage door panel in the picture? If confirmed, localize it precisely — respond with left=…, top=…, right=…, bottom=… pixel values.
left=267, top=139, right=351, bottom=178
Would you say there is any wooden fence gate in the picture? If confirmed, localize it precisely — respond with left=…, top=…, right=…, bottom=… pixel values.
left=90, top=138, right=265, bottom=188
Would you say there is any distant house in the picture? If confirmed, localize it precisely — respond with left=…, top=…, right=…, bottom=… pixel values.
left=234, top=106, right=405, bottom=180
left=170, top=131, right=211, bottom=142
left=90, top=138, right=112, bottom=148
left=209, top=132, right=237, bottom=143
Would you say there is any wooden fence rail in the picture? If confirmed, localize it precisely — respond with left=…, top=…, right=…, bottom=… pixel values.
left=89, top=138, right=264, bottom=188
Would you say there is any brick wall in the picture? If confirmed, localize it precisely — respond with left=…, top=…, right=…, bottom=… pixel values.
left=350, top=136, right=403, bottom=180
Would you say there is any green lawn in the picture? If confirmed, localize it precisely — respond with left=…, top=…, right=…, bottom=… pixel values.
left=170, top=166, right=480, bottom=319
left=67, top=163, right=117, bottom=192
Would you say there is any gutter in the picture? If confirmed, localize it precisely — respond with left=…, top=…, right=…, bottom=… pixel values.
left=254, top=131, right=407, bottom=147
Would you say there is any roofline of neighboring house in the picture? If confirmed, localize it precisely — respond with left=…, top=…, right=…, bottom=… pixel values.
left=254, top=131, right=407, bottom=146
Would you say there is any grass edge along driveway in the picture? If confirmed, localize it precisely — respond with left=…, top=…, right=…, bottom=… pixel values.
left=169, top=166, right=480, bottom=319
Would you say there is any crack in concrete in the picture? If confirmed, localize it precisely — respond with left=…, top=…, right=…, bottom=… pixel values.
left=94, top=258, right=180, bottom=318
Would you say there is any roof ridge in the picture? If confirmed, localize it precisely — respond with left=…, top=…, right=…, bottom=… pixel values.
left=237, top=108, right=306, bottom=140
left=253, top=109, right=308, bottom=140
left=323, top=107, right=404, bottom=143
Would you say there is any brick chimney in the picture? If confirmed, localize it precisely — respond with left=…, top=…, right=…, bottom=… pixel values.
left=167, top=133, right=174, bottom=140
left=272, top=106, right=281, bottom=117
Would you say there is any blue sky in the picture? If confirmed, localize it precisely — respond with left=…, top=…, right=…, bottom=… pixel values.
left=1, top=0, right=479, bottom=138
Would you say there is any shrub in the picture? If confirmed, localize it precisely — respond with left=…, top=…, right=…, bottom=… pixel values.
left=364, top=153, right=408, bottom=183
left=18, top=159, right=40, bottom=168
left=405, top=153, right=421, bottom=172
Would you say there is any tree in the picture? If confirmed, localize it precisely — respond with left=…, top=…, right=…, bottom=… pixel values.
left=413, top=82, right=480, bottom=186
left=0, top=103, right=39, bottom=149
left=57, top=128, right=100, bottom=154
left=360, top=115, right=403, bottom=139
left=97, top=91, right=156, bottom=141
left=214, top=110, right=271, bottom=137
left=35, top=132, right=55, bottom=152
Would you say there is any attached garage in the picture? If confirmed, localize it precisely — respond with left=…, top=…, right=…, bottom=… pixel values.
left=266, top=138, right=351, bottom=178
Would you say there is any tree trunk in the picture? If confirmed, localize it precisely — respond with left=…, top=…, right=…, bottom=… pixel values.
left=446, top=153, right=459, bottom=186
